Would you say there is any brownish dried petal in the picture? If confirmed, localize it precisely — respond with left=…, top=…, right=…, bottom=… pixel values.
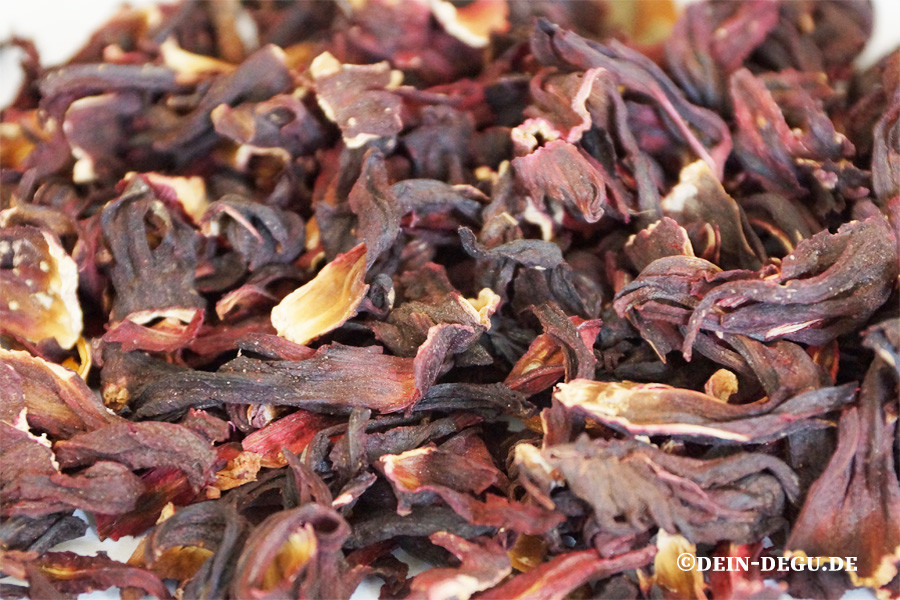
left=378, top=444, right=500, bottom=515
left=513, top=140, right=617, bottom=223
left=0, top=349, right=118, bottom=438
left=54, top=421, right=217, bottom=490
left=129, top=343, right=421, bottom=419
left=479, top=546, right=656, bottom=600
left=408, top=533, right=511, bottom=600
left=660, top=160, right=763, bottom=270
left=100, top=177, right=205, bottom=324
left=94, top=466, right=195, bottom=540
left=683, top=215, right=897, bottom=355
left=348, top=148, right=402, bottom=269
left=786, top=359, right=900, bottom=588
left=0, top=226, right=82, bottom=350
left=311, top=52, right=404, bottom=149
left=625, top=217, right=695, bottom=272
left=516, top=435, right=798, bottom=544
left=555, top=378, right=855, bottom=443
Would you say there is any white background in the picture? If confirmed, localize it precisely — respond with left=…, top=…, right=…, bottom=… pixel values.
left=0, top=1, right=896, bottom=599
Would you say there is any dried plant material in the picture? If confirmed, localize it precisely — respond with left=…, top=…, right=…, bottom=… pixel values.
left=160, top=37, right=236, bottom=81
left=0, top=513, right=88, bottom=554
left=101, top=177, right=205, bottom=325
left=408, top=533, right=511, bottom=600
left=2, top=0, right=898, bottom=597
left=0, top=551, right=173, bottom=599
left=508, top=534, right=548, bottom=572
left=54, top=421, right=218, bottom=490
left=230, top=505, right=364, bottom=599
left=555, top=378, right=855, bottom=443
left=310, top=52, right=404, bottom=149
left=703, top=369, right=738, bottom=401
left=61, top=337, right=92, bottom=381
left=203, top=195, right=305, bottom=272
left=0, top=349, right=118, bottom=438
left=531, top=19, right=733, bottom=179
left=378, top=444, right=499, bottom=515
left=513, top=140, right=618, bottom=223
left=241, top=410, right=336, bottom=468
left=515, top=435, right=798, bottom=544
left=1, top=427, right=144, bottom=518
left=0, top=226, right=82, bottom=350
left=606, top=0, right=677, bottom=46
left=377, top=436, right=562, bottom=536
left=665, top=1, right=780, bottom=110
left=271, top=244, right=369, bottom=346
left=138, top=172, right=209, bottom=224
left=130, top=541, right=214, bottom=585
left=143, top=501, right=249, bottom=599
left=479, top=546, right=657, bottom=600
left=0, top=121, right=36, bottom=169
left=786, top=357, right=900, bottom=589
left=211, top=93, right=328, bottom=162
left=660, top=160, right=762, bottom=270
left=427, top=0, right=510, bottom=48
left=123, top=343, right=422, bottom=419
left=642, top=531, right=706, bottom=600
left=93, top=466, right=196, bottom=541
left=624, top=217, right=695, bottom=272
left=213, top=451, right=261, bottom=492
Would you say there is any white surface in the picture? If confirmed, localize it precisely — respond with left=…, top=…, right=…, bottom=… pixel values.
left=2, top=0, right=900, bottom=107
left=1, top=1, right=897, bottom=599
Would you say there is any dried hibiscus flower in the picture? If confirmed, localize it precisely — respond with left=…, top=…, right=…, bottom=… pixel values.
left=1, top=0, right=898, bottom=598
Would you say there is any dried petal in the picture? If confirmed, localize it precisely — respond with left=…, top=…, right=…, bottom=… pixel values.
left=0, top=349, right=118, bottom=438
left=54, top=421, right=217, bottom=490
left=555, top=378, right=855, bottom=443
left=516, top=435, right=798, bottom=544
left=787, top=359, right=900, bottom=589
left=0, top=226, right=82, bottom=349
left=479, top=546, right=656, bottom=600
left=408, top=533, right=511, bottom=600
left=271, top=244, right=368, bottom=346
left=311, top=52, right=404, bottom=149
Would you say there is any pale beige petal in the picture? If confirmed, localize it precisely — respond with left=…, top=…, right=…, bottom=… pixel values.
left=271, top=244, right=368, bottom=346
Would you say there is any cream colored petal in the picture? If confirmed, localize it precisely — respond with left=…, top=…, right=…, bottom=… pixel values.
left=271, top=244, right=368, bottom=346
left=427, top=0, right=509, bottom=48
left=644, top=531, right=707, bottom=600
